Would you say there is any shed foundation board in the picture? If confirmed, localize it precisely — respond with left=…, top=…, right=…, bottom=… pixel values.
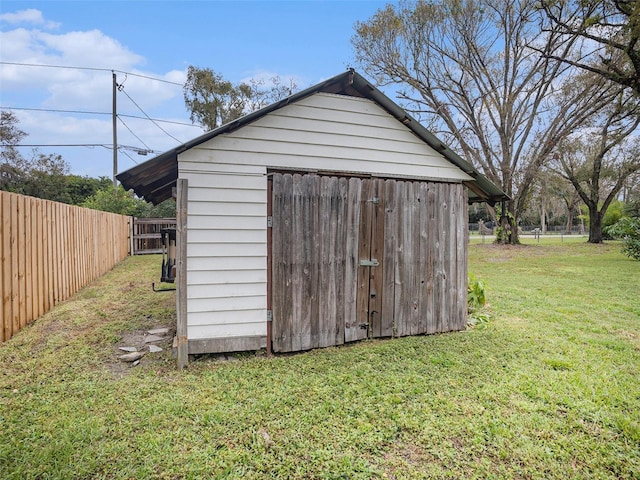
left=188, top=336, right=267, bottom=354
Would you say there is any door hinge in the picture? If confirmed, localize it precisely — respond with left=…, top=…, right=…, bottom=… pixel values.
left=267, top=310, right=273, bottom=322
left=267, top=216, right=273, bottom=228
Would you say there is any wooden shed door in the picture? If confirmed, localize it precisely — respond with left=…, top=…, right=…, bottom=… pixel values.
left=348, top=178, right=385, bottom=342
left=270, top=172, right=467, bottom=353
left=270, top=173, right=386, bottom=352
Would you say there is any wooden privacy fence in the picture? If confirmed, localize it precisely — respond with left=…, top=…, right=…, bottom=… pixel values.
left=1, top=191, right=130, bottom=342
left=131, top=217, right=176, bottom=255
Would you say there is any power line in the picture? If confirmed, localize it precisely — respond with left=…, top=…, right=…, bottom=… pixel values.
left=119, top=148, right=139, bottom=166
left=1, top=144, right=159, bottom=154
left=1, top=143, right=112, bottom=148
left=117, top=115, right=152, bottom=151
left=2, top=106, right=108, bottom=116
left=1, top=106, right=201, bottom=127
left=119, top=86, right=183, bottom=144
left=0, top=61, right=184, bottom=86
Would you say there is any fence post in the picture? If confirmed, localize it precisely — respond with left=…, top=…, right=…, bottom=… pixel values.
left=130, top=217, right=135, bottom=256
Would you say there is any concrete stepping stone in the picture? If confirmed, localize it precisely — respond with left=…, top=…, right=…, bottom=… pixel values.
left=148, top=328, right=169, bottom=336
left=118, top=346, right=138, bottom=353
left=118, top=351, right=145, bottom=362
left=144, top=334, right=165, bottom=343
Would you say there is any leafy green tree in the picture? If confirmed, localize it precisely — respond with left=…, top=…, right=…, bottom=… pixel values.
left=551, top=87, right=640, bottom=243
left=2, top=110, right=71, bottom=202
left=1, top=111, right=28, bottom=191
left=66, top=175, right=113, bottom=205
left=135, top=198, right=176, bottom=218
left=82, top=185, right=176, bottom=217
left=352, top=0, right=618, bottom=244
left=183, top=66, right=296, bottom=131
left=1, top=112, right=121, bottom=206
left=605, top=216, right=640, bottom=259
left=82, top=185, right=142, bottom=215
left=20, top=153, right=71, bottom=203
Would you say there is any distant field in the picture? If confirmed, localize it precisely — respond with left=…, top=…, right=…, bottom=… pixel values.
left=1, top=241, right=638, bottom=479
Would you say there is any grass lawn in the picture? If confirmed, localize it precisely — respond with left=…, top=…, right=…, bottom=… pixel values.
left=1, top=240, right=638, bottom=479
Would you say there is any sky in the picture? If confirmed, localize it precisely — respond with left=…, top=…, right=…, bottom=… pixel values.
left=0, top=0, right=391, bottom=179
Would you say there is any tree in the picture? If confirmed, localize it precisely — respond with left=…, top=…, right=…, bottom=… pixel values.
left=1, top=111, right=117, bottom=206
left=1, top=111, right=28, bottom=191
left=551, top=87, right=640, bottom=242
left=65, top=175, right=113, bottom=206
left=2, top=110, right=69, bottom=201
left=184, top=67, right=297, bottom=131
left=20, top=153, right=71, bottom=203
left=540, top=0, right=640, bottom=95
left=352, top=0, right=618, bottom=244
left=82, top=185, right=176, bottom=217
left=605, top=216, right=640, bottom=260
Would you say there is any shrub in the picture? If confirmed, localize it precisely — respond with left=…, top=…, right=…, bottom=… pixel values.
left=605, top=217, right=640, bottom=260
left=468, top=274, right=490, bottom=328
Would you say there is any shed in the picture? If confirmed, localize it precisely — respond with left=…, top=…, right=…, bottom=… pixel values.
left=117, top=69, right=506, bottom=361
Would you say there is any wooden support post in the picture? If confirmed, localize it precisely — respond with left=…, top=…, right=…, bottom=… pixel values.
left=176, top=178, right=189, bottom=368
left=266, top=177, right=273, bottom=357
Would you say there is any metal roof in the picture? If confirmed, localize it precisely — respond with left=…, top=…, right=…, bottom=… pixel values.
left=117, top=69, right=508, bottom=205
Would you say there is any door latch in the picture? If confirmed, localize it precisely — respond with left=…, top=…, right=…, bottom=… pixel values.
left=359, top=259, right=379, bottom=267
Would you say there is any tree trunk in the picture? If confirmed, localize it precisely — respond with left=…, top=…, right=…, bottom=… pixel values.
left=496, top=201, right=520, bottom=244
left=565, top=208, right=574, bottom=234
left=588, top=207, right=604, bottom=243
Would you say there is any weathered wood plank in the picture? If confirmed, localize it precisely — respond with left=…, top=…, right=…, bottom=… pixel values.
left=354, top=178, right=373, bottom=342
left=417, top=182, right=429, bottom=334
left=176, top=178, right=189, bottom=368
left=381, top=179, right=397, bottom=337
left=299, top=174, right=316, bottom=351
left=369, top=178, right=385, bottom=338
left=408, top=181, right=420, bottom=336
left=457, top=185, right=469, bottom=330
left=393, top=181, right=409, bottom=337
left=438, top=183, right=449, bottom=332
left=317, top=176, right=334, bottom=348
left=425, top=183, right=437, bottom=334
left=334, top=177, right=348, bottom=346
left=272, top=173, right=293, bottom=352
left=343, top=177, right=361, bottom=343
left=188, top=335, right=267, bottom=355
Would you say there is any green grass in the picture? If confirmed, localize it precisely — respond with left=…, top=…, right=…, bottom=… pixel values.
left=1, top=242, right=638, bottom=479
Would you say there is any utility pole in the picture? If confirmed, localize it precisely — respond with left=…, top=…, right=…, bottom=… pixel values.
left=112, top=71, right=118, bottom=187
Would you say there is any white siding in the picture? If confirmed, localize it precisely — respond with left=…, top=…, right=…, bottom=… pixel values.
left=180, top=165, right=268, bottom=342
left=180, top=93, right=474, bottom=182
left=178, top=92, right=473, bottom=345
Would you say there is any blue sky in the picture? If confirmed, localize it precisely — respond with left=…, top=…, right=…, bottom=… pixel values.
left=1, top=1, right=391, bottom=179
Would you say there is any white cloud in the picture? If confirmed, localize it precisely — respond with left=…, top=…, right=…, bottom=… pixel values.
left=0, top=9, right=196, bottom=177
left=0, top=8, right=60, bottom=29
